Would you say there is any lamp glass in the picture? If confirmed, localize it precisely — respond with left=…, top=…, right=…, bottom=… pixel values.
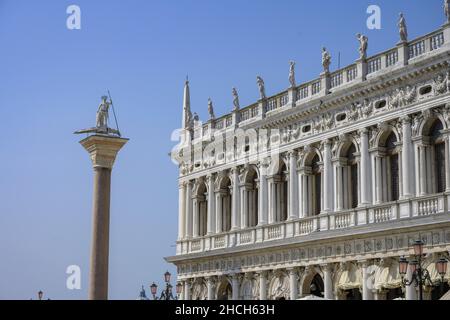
left=164, top=271, right=171, bottom=283
left=413, top=240, right=424, bottom=256
left=436, top=258, right=448, bottom=277
left=150, top=283, right=158, bottom=295
left=399, top=257, right=408, bottom=275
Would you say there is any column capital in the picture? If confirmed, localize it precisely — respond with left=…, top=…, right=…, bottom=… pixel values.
left=358, top=128, right=369, bottom=135
left=401, top=115, right=411, bottom=124
left=79, top=135, right=128, bottom=169
left=357, top=259, right=372, bottom=268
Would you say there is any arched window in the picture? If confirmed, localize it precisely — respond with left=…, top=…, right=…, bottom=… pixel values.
left=244, top=168, right=259, bottom=228
left=376, top=132, right=399, bottom=202
left=269, top=162, right=288, bottom=223
left=312, top=155, right=322, bottom=215
left=430, top=120, right=446, bottom=193
left=218, top=177, right=232, bottom=232
left=195, top=182, right=208, bottom=237
left=338, top=143, right=359, bottom=210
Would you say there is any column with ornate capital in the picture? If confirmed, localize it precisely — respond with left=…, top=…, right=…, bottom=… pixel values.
left=405, top=257, right=418, bottom=300
left=359, top=129, right=370, bottom=205
left=402, top=116, right=413, bottom=198
left=419, top=145, right=427, bottom=195
left=259, top=271, right=268, bottom=300
left=231, top=168, right=241, bottom=231
left=185, top=181, right=193, bottom=238
left=206, top=277, right=216, bottom=300
left=79, top=134, right=128, bottom=300
left=359, top=260, right=373, bottom=300
left=288, top=268, right=298, bottom=300
left=258, top=162, right=268, bottom=226
left=323, top=264, right=334, bottom=300
left=288, top=151, right=299, bottom=220
left=231, top=274, right=240, bottom=300
left=178, top=182, right=186, bottom=240
left=206, top=175, right=215, bottom=235
left=322, top=140, right=332, bottom=212
left=184, top=280, right=191, bottom=300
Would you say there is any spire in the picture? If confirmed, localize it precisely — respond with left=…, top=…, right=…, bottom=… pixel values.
left=182, top=76, right=192, bottom=129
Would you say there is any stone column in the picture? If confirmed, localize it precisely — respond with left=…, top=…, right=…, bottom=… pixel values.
left=288, top=268, right=298, bottom=300
left=215, top=191, right=222, bottom=233
left=360, top=260, right=373, bottom=300
left=231, top=274, right=240, bottom=300
left=192, top=196, right=199, bottom=237
left=322, top=140, right=332, bottom=212
left=206, top=277, right=215, bottom=300
left=231, top=168, right=240, bottom=231
left=375, top=155, right=383, bottom=203
left=405, top=260, right=417, bottom=300
left=259, top=271, right=268, bottom=300
left=240, top=185, right=248, bottom=228
left=179, top=281, right=185, bottom=300
left=445, top=136, right=450, bottom=192
left=323, top=264, right=334, bottom=300
left=402, top=117, right=413, bottom=198
left=268, top=177, right=276, bottom=223
left=79, top=134, right=128, bottom=300
left=419, top=145, right=427, bottom=195
left=258, top=162, right=268, bottom=226
left=206, top=175, right=215, bottom=235
left=336, top=165, right=343, bottom=211
left=302, top=171, right=309, bottom=217
left=178, top=182, right=186, bottom=240
left=288, top=151, right=298, bottom=220
left=185, top=181, right=193, bottom=238
left=360, top=129, right=370, bottom=205
left=184, top=280, right=191, bottom=300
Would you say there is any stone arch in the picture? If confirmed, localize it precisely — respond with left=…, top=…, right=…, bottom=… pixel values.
left=216, top=276, right=232, bottom=300
left=243, top=165, right=260, bottom=227
left=300, top=267, right=324, bottom=297
left=337, top=136, right=360, bottom=158
left=268, top=270, right=290, bottom=300
left=193, top=179, right=208, bottom=237
left=418, top=112, right=448, bottom=137
left=301, top=146, right=323, bottom=168
left=267, top=155, right=288, bottom=176
left=333, top=262, right=362, bottom=300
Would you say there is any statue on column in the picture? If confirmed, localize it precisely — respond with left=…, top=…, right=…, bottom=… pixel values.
left=208, top=98, right=215, bottom=120
left=232, top=87, right=240, bottom=111
left=321, top=47, right=331, bottom=73
left=398, top=13, right=408, bottom=42
left=96, top=96, right=111, bottom=129
left=445, top=0, right=450, bottom=24
left=289, top=61, right=296, bottom=88
left=256, top=76, right=266, bottom=100
left=356, top=33, right=368, bottom=60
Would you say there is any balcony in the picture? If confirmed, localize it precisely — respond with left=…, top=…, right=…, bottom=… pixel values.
left=176, top=193, right=449, bottom=255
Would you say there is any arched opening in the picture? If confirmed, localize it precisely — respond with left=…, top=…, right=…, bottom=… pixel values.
left=218, top=177, right=232, bottom=232
left=385, top=287, right=403, bottom=300
left=274, top=163, right=288, bottom=222
left=310, top=274, right=324, bottom=297
left=217, top=282, right=232, bottom=300
left=339, top=143, right=359, bottom=210
left=311, top=155, right=322, bottom=215
left=244, top=168, right=259, bottom=228
left=377, top=131, right=399, bottom=202
left=430, top=120, right=446, bottom=193
left=195, top=182, right=208, bottom=237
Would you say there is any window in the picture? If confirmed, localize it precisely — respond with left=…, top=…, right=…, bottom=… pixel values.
left=312, top=155, right=322, bottom=215
left=431, top=120, right=446, bottom=193
left=386, top=132, right=399, bottom=201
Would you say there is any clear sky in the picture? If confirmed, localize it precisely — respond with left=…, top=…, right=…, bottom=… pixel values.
left=0, top=0, right=443, bottom=299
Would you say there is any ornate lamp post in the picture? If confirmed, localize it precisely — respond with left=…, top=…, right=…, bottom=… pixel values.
left=399, top=240, right=448, bottom=300
left=38, top=290, right=43, bottom=300
left=150, top=271, right=182, bottom=300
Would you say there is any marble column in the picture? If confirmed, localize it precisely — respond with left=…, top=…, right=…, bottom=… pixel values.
left=178, top=182, right=186, bottom=240
left=184, top=280, right=191, bottom=300
left=258, top=163, right=268, bottom=226
left=259, top=271, right=268, bottom=300
left=231, top=274, right=240, bottom=300
left=206, top=277, right=215, bottom=300
left=419, top=145, right=427, bottom=195
left=288, top=151, right=298, bottom=220
left=360, top=129, right=370, bottom=205
left=206, top=175, right=215, bottom=235
left=192, top=196, right=199, bottom=237
left=288, top=268, right=298, bottom=300
left=301, top=171, right=309, bottom=217
left=402, top=117, right=413, bottom=198
left=375, top=155, right=383, bottom=203
left=336, top=165, right=343, bottom=211
left=323, top=264, right=334, bottom=300
left=322, top=140, right=332, bottom=212
left=445, top=136, right=450, bottom=192
left=405, top=260, right=418, bottom=300
left=360, top=261, right=373, bottom=300
left=185, top=181, right=193, bottom=238
left=215, top=192, right=222, bottom=233
left=268, top=178, right=276, bottom=223
left=231, top=168, right=241, bottom=231
left=240, top=185, right=248, bottom=228
left=79, top=134, right=128, bottom=300
left=179, top=281, right=185, bottom=300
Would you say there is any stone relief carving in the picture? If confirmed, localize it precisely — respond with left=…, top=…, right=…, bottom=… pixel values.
left=347, top=103, right=360, bottom=122
left=433, top=72, right=450, bottom=95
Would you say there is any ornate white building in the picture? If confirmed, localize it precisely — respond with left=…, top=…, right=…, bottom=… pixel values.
left=167, top=9, right=450, bottom=300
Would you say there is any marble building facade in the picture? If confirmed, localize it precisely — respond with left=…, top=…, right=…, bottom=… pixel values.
left=166, top=11, right=450, bottom=300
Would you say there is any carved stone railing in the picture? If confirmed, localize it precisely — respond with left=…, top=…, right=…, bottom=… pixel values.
left=177, top=194, right=448, bottom=255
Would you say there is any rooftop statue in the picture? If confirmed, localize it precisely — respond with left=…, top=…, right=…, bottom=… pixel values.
left=289, top=61, right=296, bottom=88
left=398, top=13, right=408, bottom=42
left=356, top=33, right=368, bottom=60
left=232, top=87, right=240, bottom=111
left=208, top=98, right=215, bottom=120
left=322, top=47, right=331, bottom=73
left=256, top=76, right=266, bottom=100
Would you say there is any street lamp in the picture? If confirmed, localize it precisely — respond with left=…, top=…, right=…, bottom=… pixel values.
left=150, top=271, right=178, bottom=300
left=399, top=240, right=448, bottom=300
left=38, top=291, right=43, bottom=300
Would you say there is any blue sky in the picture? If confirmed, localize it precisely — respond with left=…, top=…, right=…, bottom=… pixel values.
left=0, top=0, right=443, bottom=299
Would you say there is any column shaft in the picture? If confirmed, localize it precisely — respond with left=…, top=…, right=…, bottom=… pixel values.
left=178, top=183, right=186, bottom=240
left=231, top=169, right=240, bottom=230
left=259, top=272, right=267, bottom=300
left=207, top=177, right=215, bottom=235
left=360, top=129, right=370, bottom=204
left=402, top=118, right=413, bottom=197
